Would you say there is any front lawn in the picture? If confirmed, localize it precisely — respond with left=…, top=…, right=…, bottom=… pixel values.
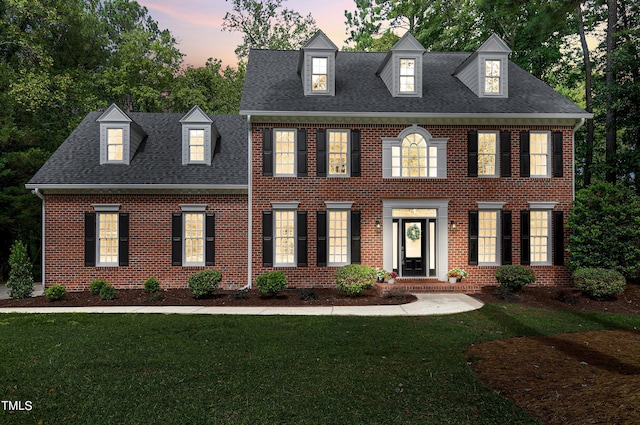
left=1, top=304, right=639, bottom=424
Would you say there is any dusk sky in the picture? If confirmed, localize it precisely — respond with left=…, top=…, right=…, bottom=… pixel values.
left=138, top=0, right=357, bottom=67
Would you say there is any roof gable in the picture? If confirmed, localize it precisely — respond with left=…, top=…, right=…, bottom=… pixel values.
left=477, top=33, right=512, bottom=54
left=97, top=103, right=132, bottom=123
left=180, top=105, right=213, bottom=124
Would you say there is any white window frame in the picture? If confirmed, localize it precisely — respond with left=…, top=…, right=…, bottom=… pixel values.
left=325, top=202, right=353, bottom=267
left=483, top=59, right=502, bottom=95
left=93, top=204, right=121, bottom=267
left=530, top=131, right=551, bottom=178
left=529, top=208, right=551, bottom=266
left=478, top=210, right=500, bottom=265
left=183, top=212, right=205, bottom=266
left=382, top=127, right=448, bottom=179
left=478, top=131, right=499, bottom=177
left=188, top=128, right=206, bottom=163
left=274, top=129, right=297, bottom=177
left=399, top=58, right=416, bottom=94
left=327, top=129, right=350, bottom=177
left=311, top=57, right=329, bottom=93
left=105, top=126, right=126, bottom=163
left=273, top=210, right=296, bottom=267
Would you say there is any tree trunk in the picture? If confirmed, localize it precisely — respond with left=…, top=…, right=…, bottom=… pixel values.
left=605, top=0, right=617, bottom=184
left=577, top=4, right=594, bottom=188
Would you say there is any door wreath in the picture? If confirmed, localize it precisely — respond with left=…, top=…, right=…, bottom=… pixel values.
left=406, top=224, right=421, bottom=241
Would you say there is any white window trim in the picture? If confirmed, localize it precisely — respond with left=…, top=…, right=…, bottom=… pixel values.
left=530, top=131, right=551, bottom=178
left=477, top=130, right=500, bottom=177
left=273, top=129, right=297, bottom=177
left=326, top=129, right=350, bottom=177
left=182, top=124, right=212, bottom=166
left=382, top=126, right=448, bottom=179
left=92, top=204, right=121, bottom=267
left=182, top=212, right=205, bottom=267
left=326, top=205, right=351, bottom=267
left=311, top=56, right=330, bottom=94
left=528, top=202, right=555, bottom=266
left=478, top=209, right=501, bottom=266
left=188, top=128, right=206, bottom=164
left=482, top=58, right=502, bottom=96
left=271, top=202, right=299, bottom=267
left=398, top=58, right=417, bottom=95
left=101, top=124, right=128, bottom=164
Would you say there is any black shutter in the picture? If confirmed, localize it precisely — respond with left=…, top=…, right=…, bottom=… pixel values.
left=553, top=211, right=564, bottom=265
left=552, top=131, right=563, bottom=177
left=171, top=213, right=182, bottom=266
left=262, top=129, right=273, bottom=176
left=297, top=211, right=308, bottom=266
left=500, top=131, right=511, bottom=177
left=351, top=210, right=361, bottom=264
left=297, top=129, right=307, bottom=177
left=118, top=213, right=129, bottom=267
left=520, top=210, right=530, bottom=265
left=468, top=211, right=478, bottom=265
left=262, top=211, right=273, bottom=267
left=84, top=212, right=96, bottom=267
left=205, top=213, right=215, bottom=266
left=317, top=129, right=327, bottom=177
left=317, top=211, right=327, bottom=266
left=468, top=130, right=478, bottom=177
left=501, top=210, right=512, bottom=265
left=351, top=129, right=361, bottom=177
left=520, top=131, right=530, bottom=177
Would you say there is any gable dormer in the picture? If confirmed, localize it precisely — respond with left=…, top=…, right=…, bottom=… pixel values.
left=298, top=30, right=338, bottom=96
left=376, top=32, right=426, bottom=98
left=97, top=104, right=146, bottom=165
left=454, top=34, right=511, bottom=98
left=180, top=105, right=218, bottom=166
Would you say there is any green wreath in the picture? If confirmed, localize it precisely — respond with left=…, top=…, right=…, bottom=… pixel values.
left=406, top=224, right=421, bottom=241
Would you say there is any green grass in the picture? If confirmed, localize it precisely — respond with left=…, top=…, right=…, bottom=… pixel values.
left=1, top=304, right=639, bottom=424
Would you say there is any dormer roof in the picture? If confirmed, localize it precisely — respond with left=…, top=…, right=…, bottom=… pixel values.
left=179, top=106, right=219, bottom=166
left=376, top=32, right=426, bottom=98
left=179, top=105, right=214, bottom=124
left=376, top=32, right=426, bottom=75
left=298, top=30, right=338, bottom=97
left=454, top=34, right=512, bottom=98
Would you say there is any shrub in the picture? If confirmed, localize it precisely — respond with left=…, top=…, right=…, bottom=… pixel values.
left=495, top=265, right=536, bottom=293
left=99, top=284, right=116, bottom=300
left=334, top=265, right=377, bottom=296
left=255, top=271, right=287, bottom=297
left=568, top=182, right=640, bottom=279
left=144, top=277, right=160, bottom=293
left=233, top=288, right=250, bottom=300
left=90, top=279, right=107, bottom=295
left=299, top=289, right=318, bottom=300
left=45, top=285, right=67, bottom=302
left=573, top=268, right=626, bottom=300
left=6, top=240, right=34, bottom=300
left=188, top=270, right=222, bottom=298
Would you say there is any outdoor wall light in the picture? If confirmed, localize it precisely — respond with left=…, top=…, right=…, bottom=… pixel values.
left=449, top=220, right=457, bottom=231
left=375, top=220, right=381, bottom=229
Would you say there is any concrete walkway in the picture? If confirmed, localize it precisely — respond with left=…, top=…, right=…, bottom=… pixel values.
left=0, top=284, right=483, bottom=316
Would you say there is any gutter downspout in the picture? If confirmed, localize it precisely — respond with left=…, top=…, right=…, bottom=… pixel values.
left=246, top=115, right=253, bottom=289
left=33, top=188, right=45, bottom=294
left=572, top=118, right=587, bottom=200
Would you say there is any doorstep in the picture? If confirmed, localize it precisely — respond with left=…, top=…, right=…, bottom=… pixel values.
left=375, top=279, right=483, bottom=295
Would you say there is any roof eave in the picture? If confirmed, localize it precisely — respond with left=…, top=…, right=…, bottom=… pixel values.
left=25, top=184, right=249, bottom=195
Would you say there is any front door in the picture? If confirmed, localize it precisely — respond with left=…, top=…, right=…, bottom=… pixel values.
left=393, top=218, right=437, bottom=277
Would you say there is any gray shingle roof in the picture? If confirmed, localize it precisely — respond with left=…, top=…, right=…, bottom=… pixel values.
left=27, top=113, right=247, bottom=188
left=240, top=50, right=588, bottom=116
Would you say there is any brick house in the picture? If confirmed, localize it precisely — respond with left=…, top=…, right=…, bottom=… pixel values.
left=27, top=31, right=590, bottom=291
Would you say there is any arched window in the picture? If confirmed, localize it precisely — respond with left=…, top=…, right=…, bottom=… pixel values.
left=384, top=126, right=448, bottom=179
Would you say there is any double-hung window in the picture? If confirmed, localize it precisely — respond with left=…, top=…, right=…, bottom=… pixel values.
left=312, top=57, right=328, bottom=92
left=328, top=130, right=349, bottom=176
left=521, top=202, right=563, bottom=266
left=317, top=203, right=361, bottom=267
left=85, top=205, right=128, bottom=267
left=172, top=205, right=215, bottom=267
left=529, top=210, right=550, bottom=264
left=188, top=129, right=205, bottom=162
left=274, top=210, right=296, bottom=266
left=484, top=60, right=501, bottom=94
left=262, top=202, right=307, bottom=268
left=478, top=211, right=499, bottom=265
left=275, top=129, right=296, bottom=176
left=399, top=59, right=416, bottom=93
left=530, top=132, right=550, bottom=177
left=183, top=213, right=205, bottom=265
left=98, top=212, right=119, bottom=266
left=328, top=209, right=349, bottom=266
left=469, top=203, right=510, bottom=266
left=107, top=128, right=124, bottom=162
left=478, top=131, right=498, bottom=176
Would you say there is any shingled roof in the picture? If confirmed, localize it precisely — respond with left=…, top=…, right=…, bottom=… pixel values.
left=240, top=49, right=589, bottom=118
left=27, top=113, right=247, bottom=190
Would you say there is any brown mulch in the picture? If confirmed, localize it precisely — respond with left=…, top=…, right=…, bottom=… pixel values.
left=468, top=284, right=640, bottom=425
left=0, top=287, right=416, bottom=308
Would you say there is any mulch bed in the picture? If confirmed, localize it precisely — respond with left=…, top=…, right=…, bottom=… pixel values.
left=468, top=284, right=640, bottom=424
left=0, top=287, right=417, bottom=308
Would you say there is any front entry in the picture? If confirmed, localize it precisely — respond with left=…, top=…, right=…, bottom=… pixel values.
left=393, top=218, right=437, bottom=277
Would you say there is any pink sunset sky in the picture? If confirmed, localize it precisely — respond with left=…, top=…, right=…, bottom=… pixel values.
left=138, top=0, right=358, bottom=67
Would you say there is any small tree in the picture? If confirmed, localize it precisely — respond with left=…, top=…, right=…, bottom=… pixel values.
left=6, top=240, right=34, bottom=299
left=568, top=182, right=640, bottom=279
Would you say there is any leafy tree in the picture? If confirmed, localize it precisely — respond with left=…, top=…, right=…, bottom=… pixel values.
left=170, top=59, right=246, bottom=114
left=222, top=0, right=318, bottom=59
left=568, top=182, right=640, bottom=279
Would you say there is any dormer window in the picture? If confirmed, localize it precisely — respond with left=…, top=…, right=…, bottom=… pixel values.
left=311, top=57, right=328, bottom=92
left=399, top=59, right=416, bottom=93
left=180, top=106, right=218, bottom=166
left=107, top=128, right=124, bottom=162
left=97, top=104, right=146, bottom=165
left=484, top=60, right=501, bottom=94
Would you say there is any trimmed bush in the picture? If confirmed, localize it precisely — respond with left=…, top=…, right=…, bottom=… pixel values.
left=6, top=240, right=34, bottom=300
left=99, top=284, right=116, bottom=300
left=144, top=277, right=160, bottom=293
left=90, top=279, right=107, bottom=295
left=45, top=285, right=67, bottom=302
left=495, top=265, right=536, bottom=293
left=188, top=270, right=222, bottom=298
left=255, top=271, right=287, bottom=297
left=334, top=264, right=377, bottom=296
left=573, top=268, right=626, bottom=300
